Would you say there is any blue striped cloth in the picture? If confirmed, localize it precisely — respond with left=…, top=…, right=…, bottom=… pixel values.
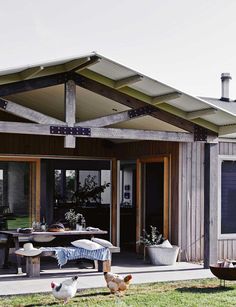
left=39, top=246, right=111, bottom=267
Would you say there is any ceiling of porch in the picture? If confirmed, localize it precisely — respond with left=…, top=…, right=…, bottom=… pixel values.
left=0, top=52, right=236, bottom=138
left=5, top=85, right=186, bottom=133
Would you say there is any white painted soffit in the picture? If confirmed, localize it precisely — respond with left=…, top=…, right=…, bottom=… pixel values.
left=1, top=52, right=236, bottom=128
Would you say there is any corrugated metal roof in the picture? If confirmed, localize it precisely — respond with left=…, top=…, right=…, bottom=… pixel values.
left=1, top=52, right=236, bottom=138
left=200, top=97, right=236, bottom=115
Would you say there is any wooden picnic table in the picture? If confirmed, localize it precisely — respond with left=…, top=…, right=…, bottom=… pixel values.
left=0, top=229, right=108, bottom=274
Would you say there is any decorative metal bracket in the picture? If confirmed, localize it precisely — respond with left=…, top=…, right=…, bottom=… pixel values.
left=194, top=125, right=207, bottom=141
left=128, top=106, right=155, bottom=118
left=0, top=98, right=7, bottom=110
left=50, top=126, right=91, bottom=136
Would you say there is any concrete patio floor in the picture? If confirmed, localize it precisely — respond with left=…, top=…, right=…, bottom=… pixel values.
left=0, top=252, right=215, bottom=296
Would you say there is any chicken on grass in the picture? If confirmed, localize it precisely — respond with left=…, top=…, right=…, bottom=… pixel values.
left=104, top=272, right=132, bottom=295
left=51, top=275, right=78, bottom=304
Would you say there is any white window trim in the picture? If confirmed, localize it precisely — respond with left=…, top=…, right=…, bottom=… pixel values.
left=218, top=155, right=236, bottom=240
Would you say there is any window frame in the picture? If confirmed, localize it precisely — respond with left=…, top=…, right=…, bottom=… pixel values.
left=0, top=156, right=41, bottom=226
left=218, top=155, right=236, bottom=239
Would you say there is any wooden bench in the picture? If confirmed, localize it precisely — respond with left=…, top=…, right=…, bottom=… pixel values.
left=25, top=246, right=120, bottom=277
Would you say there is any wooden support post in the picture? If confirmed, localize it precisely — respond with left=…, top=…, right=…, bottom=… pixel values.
left=26, top=256, right=40, bottom=277
left=102, top=260, right=111, bottom=272
left=64, top=80, right=76, bottom=148
left=111, top=159, right=118, bottom=246
left=204, top=143, right=218, bottom=268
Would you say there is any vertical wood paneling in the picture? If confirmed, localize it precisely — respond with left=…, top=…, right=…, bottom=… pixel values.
left=191, top=143, right=196, bottom=260
left=179, top=142, right=205, bottom=261
left=217, top=142, right=236, bottom=260
left=200, top=143, right=205, bottom=260
left=179, top=141, right=236, bottom=262
left=195, top=143, right=201, bottom=260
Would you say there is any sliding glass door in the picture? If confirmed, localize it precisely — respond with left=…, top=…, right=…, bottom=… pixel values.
left=0, top=159, right=40, bottom=230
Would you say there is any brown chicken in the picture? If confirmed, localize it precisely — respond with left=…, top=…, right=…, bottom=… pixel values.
left=104, top=272, right=132, bottom=295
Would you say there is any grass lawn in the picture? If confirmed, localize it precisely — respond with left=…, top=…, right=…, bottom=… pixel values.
left=1, top=279, right=236, bottom=307
left=7, top=216, right=29, bottom=229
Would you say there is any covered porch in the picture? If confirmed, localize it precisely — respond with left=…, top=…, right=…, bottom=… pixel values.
left=0, top=52, right=232, bottom=268
left=0, top=251, right=214, bottom=296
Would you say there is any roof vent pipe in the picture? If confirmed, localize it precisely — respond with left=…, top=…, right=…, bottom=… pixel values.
left=221, top=72, right=231, bottom=102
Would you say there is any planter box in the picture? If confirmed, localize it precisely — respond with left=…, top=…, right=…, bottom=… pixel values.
left=146, top=245, right=180, bottom=265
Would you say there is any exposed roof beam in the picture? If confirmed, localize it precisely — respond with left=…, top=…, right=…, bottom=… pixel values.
left=0, top=121, right=218, bottom=143
left=91, top=127, right=193, bottom=142
left=0, top=71, right=217, bottom=136
left=0, top=121, right=194, bottom=142
left=76, top=111, right=131, bottom=127
left=73, top=74, right=217, bottom=135
left=152, top=92, right=182, bottom=105
left=64, top=57, right=90, bottom=71
left=219, top=124, right=236, bottom=137
left=76, top=106, right=153, bottom=127
left=114, top=75, right=143, bottom=89
left=70, top=56, right=100, bottom=72
left=0, top=73, right=67, bottom=96
left=0, top=97, right=64, bottom=125
left=20, top=66, right=44, bottom=80
left=186, top=108, right=218, bottom=120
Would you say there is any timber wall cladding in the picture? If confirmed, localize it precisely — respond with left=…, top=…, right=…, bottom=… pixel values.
left=179, top=142, right=236, bottom=262
left=218, top=142, right=236, bottom=260
left=179, top=142, right=205, bottom=261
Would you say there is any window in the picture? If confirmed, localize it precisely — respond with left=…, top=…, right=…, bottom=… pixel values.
left=54, top=169, right=111, bottom=205
left=0, top=162, right=32, bottom=229
left=219, top=157, right=236, bottom=238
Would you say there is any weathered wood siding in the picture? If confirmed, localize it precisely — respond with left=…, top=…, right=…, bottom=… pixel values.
left=218, top=142, right=236, bottom=260
left=179, top=141, right=236, bottom=261
left=179, top=142, right=205, bottom=261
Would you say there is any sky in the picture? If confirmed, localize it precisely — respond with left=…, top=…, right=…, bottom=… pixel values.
left=0, top=0, right=236, bottom=99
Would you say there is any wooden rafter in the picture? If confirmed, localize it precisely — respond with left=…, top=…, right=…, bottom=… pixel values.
left=73, top=74, right=217, bottom=135
left=0, top=97, right=64, bottom=125
left=72, top=56, right=100, bottom=72
left=186, top=108, right=217, bottom=120
left=0, top=72, right=67, bottom=96
left=114, top=75, right=143, bottom=89
left=219, top=124, right=236, bottom=137
left=20, top=66, right=44, bottom=80
left=64, top=57, right=90, bottom=71
left=0, top=71, right=218, bottom=136
left=152, top=91, right=182, bottom=105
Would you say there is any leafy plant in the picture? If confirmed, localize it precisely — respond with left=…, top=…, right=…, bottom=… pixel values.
left=64, top=209, right=83, bottom=227
left=140, top=225, right=165, bottom=246
left=72, top=175, right=110, bottom=206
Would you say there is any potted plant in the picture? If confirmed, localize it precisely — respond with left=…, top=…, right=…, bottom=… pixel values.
left=140, top=226, right=180, bottom=266
left=64, top=209, right=84, bottom=230
left=72, top=175, right=110, bottom=207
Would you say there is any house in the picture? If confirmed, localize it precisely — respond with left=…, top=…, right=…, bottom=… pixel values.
left=0, top=52, right=235, bottom=268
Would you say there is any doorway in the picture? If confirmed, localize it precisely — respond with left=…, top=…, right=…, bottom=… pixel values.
left=136, top=156, right=170, bottom=251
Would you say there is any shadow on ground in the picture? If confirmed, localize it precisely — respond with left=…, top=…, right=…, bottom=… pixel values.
left=176, top=286, right=233, bottom=294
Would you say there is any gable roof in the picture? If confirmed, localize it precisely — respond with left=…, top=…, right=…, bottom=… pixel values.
left=0, top=52, right=236, bottom=139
